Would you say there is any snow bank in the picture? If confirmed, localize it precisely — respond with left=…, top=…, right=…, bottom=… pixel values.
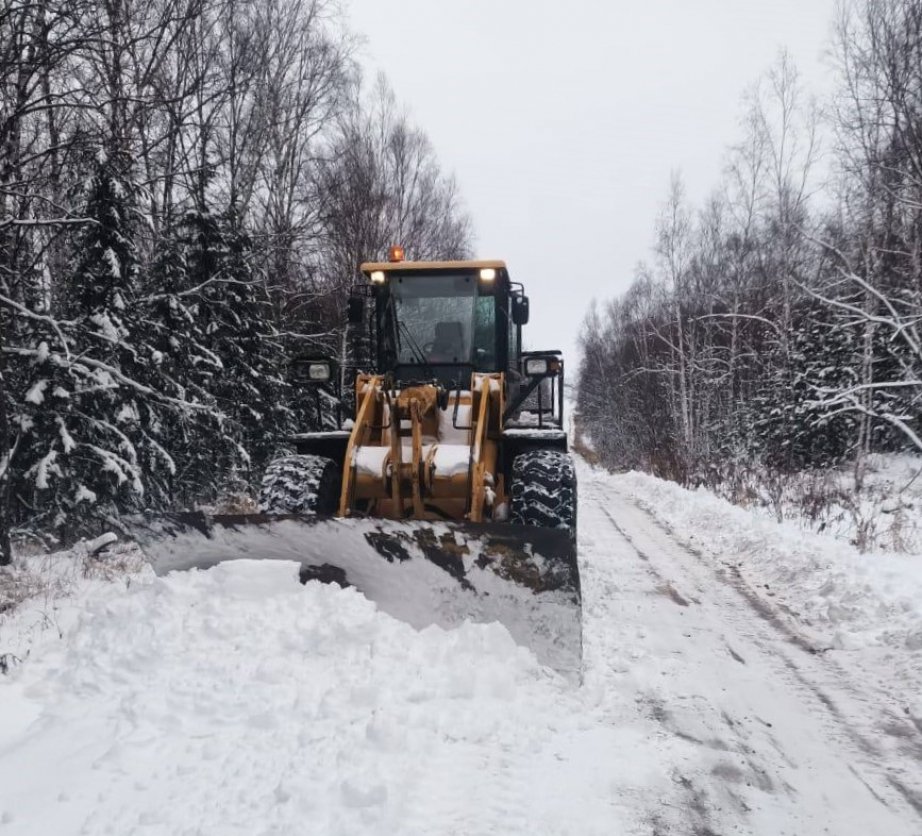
left=614, top=468, right=922, bottom=655
left=731, top=453, right=922, bottom=555
left=0, top=543, right=148, bottom=671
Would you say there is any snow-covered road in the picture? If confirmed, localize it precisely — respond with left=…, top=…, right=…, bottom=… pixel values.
left=1, top=459, right=920, bottom=834
left=578, top=464, right=922, bottom=835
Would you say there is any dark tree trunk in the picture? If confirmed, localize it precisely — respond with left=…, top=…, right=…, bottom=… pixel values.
left=0, top=309, right=12, bottom=566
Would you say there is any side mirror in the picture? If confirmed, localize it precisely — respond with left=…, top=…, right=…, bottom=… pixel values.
left=512, top=295, right=530, bottom=326
left=347, top=296, right=364, bottom=325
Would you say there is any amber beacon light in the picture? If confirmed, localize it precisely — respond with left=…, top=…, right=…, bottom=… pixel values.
left=387, top=245, right=405, bottom=262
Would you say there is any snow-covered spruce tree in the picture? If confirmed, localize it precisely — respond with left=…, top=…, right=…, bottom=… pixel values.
left=750, top=301, right=862, bottom=469
left=136, top=235, right=231, bottom=506
left=13, top=154, right=185, bottom=539
left=179, top=208, right=292, bottom=493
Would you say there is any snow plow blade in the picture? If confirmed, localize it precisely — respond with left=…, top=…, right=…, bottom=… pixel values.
left=129, top=513, right=581, bottom=678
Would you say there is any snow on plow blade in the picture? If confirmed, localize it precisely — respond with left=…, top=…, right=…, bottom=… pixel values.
left=129, top=513, right=581, bottom=678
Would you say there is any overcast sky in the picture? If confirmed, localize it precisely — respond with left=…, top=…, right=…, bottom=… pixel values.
left=346, top=0, right=839, bottom=369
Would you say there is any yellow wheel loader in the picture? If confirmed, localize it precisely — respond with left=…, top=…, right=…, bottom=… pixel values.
left=132, top=250, right=580, bottom=676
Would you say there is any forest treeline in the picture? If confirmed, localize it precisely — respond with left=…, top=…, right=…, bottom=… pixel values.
left=577, top=0, right=922, bottom=497
left=0, top=0, right=471, bottom=561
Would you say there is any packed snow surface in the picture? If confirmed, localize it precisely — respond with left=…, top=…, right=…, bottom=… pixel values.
left=2, top=459, right=922, bottom=834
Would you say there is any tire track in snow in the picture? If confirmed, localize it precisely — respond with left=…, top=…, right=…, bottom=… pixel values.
left=578, top=460, right=922, bottom=833
left=577, top=474, right=728, bottom=836
left=606, top=475, right=922, bottom=818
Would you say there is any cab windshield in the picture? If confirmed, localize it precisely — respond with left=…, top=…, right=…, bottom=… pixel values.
left=387, top=273, right=495, bottom=369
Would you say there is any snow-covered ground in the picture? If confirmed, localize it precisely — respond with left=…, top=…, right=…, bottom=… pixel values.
left=715, top=453, right=922, bottom=556
left=2, top=458, right=921, bottom=834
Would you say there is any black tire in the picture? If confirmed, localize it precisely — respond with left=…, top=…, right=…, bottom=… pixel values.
left=510, top=449, right=577, bottom=537
left=258, top=454, right=341, bottom=515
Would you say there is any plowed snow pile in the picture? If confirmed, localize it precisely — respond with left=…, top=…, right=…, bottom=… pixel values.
left=0, top=560, right=677, bottom=836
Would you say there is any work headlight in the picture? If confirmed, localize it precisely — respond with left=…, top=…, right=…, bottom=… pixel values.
left=292, top=359, right=333, bottom=384
left=524, top=357, right=548, bottom=376
left=307, top=362, right=332, bottom=382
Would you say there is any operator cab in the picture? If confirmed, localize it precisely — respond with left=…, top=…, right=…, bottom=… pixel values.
left=352, top=252, right=529, bottom=389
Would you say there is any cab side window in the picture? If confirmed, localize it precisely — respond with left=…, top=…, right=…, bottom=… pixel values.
left=473, top=295, right=496, bottom=370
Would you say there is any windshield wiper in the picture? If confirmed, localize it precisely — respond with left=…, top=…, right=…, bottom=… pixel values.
left=383, top=291, right=404, bottom=369
left=399, top=320, right=435, bottom=378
